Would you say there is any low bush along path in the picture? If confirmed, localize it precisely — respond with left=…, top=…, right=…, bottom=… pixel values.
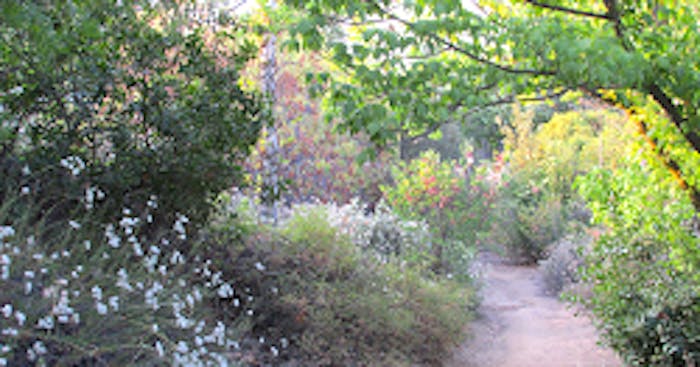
left=448, top=252, right=622, bottom=367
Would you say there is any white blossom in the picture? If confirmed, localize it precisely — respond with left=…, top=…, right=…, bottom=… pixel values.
left=1, top=304, right=12, bottom=318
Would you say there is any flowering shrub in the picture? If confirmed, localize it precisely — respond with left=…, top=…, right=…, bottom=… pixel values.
left=214, top=205, right=475, bottom=366
left=382, top=150, right=491, bottom=276
left=0, top=190, right=257, bottom=366
left=307, top=199, right=431, bottom=264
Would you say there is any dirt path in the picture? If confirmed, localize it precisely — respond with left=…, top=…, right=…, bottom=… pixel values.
left=447, top=253, right=622, bottom=367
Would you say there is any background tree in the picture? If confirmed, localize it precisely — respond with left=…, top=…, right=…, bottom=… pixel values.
left=285, top=0, right=700, bottom=209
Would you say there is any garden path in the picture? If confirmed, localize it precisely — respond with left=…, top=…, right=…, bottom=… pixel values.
left=447, top=252, right=622, bottom=367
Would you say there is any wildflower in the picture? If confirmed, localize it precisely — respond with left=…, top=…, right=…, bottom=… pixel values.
left=254, top=262, right=266, bottom=271
left=217, top=283, right=234, bottom=298
left=20, top=186, right=30, bottom=195
left=155, top=340, right=165, bottom=357
left=176, top=341, right=189, bottom=354
left=8, top=85, right=23, bottom=95
left=105, top=225, right=121, bottom=248
left=22, top=165, right=31, bottom=175
left=32, top=341, right=47, bottom=356
left=59, top=156, right=85, bottom=176
left=37, top=315, right=55, bottom=330
left=108, top=296, right=119, bottom=311
left=1, top=328, right=17, bottom=336
left=96, top=302, right=108, bottom=315
left=0, top=226, right=14, bottom=241
left=1, top=304, right=12, bottom=318
left=15, top=311, right=25, bottom=326
left=271, top=346, right=279, bottom=357
left=91, top=285, right=103, bottom=301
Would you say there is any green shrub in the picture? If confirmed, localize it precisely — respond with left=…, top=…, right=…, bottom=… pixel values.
left=207, top=204, right=475, bottom=366
left=0, top=0, right=262, bottom=226
left=488, top=105, right=629, bottom=263
left=576, top=150, right=700, bottom=366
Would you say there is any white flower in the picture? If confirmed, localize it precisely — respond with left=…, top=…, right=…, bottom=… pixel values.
left=59, top=156, right=85, bottom=176
left=91, top=285, right=103, bottom=301
left=108, top=296, right=119, bottom=311
left=32, top=341, right=47, bottom=355
left=155, top=340, right=165, bottom=357
left=15, top=311, right=26, bottom=326
left=105, top=224, right=121, bottom=248
left=147, top=196, right=158, bottom=209
left=20, top=186, right=30, bottom=195
left=8, top=85, right=23, bottom=95
left=217, top=283, right=234, bottom=298
left=96, top=302, right=108, bottom=315
left=68, top=220, right=81, bottom=229
left=176, top=341, right=189, bottom=354
left=1, top=304, right=12, bottom=318
left=22, top=165, right=31, bottom=175
left=271, top=346, right=279, bottom=357
left=1, top=328, right=17, bottom=336
left=37, top=315, right=54, bottom=330
left=0, top=226, right=14, bottom=241
left=254, top=262, right=266, bottom=271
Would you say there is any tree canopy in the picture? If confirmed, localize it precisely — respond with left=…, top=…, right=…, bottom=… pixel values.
left=285, top=0, right=700, bottom=208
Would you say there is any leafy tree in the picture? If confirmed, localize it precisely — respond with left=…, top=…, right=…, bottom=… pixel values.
left=0, top=0, right=262, bottom=224
left=285, top=0, right=700, bottom=209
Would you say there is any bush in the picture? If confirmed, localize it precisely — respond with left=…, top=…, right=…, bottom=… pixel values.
left=382, top=150, right=489, bottom=277
left=0, top=1, right=262, bottom=226
left=576, top=149, right=700, bottom=366
left=206, top=203, right=475, bottom=366
left=488, top=105, right=629, bottom=263
left=539, top=234, right=591, bottom=296
left=0, top=191, right=258, bottom=366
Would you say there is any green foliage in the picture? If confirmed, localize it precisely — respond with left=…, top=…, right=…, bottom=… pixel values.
left=382, top=150, right=490, bottom=276
left=576, top=143, right=700, bottom=366
left=0, top=0, right=262, bottom=225
left=284, top=0, right=700, bottom=209
left=488, top=106, right=630, bottom=263
left=210, top=203, right=475, bottom=366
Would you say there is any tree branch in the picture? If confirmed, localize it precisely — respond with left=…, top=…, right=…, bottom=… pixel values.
left=648, top=83, right=700, bottom=154
left=523, top=0, right=613, bottom=20
left=585, top=87, right=700, bottom=211
left=371, top=3, right=556, bottom=76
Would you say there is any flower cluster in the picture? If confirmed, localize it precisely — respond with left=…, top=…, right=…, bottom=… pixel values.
left=291, top=199, right=432, bottom=263
left=0, top=192, right=267, bottom=366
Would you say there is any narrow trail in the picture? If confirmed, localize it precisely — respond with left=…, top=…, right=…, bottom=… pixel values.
left=447, top=253, right=622, bottom=367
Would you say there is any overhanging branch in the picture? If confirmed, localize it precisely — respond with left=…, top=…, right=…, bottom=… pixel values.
left=523, top=0, right=613, bottom=20
left=371, top=2, right=556, bottom=76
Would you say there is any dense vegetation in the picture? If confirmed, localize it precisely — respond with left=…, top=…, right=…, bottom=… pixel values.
left=1, top=0, right=698, bottom=366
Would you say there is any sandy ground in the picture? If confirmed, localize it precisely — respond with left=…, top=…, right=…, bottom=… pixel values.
left=446, top=253, right=623, bottom=367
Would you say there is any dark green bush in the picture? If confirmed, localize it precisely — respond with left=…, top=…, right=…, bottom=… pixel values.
left=0, top=0, right=262, bottom=226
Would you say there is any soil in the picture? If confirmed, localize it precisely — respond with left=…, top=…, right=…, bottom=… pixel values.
left=446, top=252, right=623, bottom=367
